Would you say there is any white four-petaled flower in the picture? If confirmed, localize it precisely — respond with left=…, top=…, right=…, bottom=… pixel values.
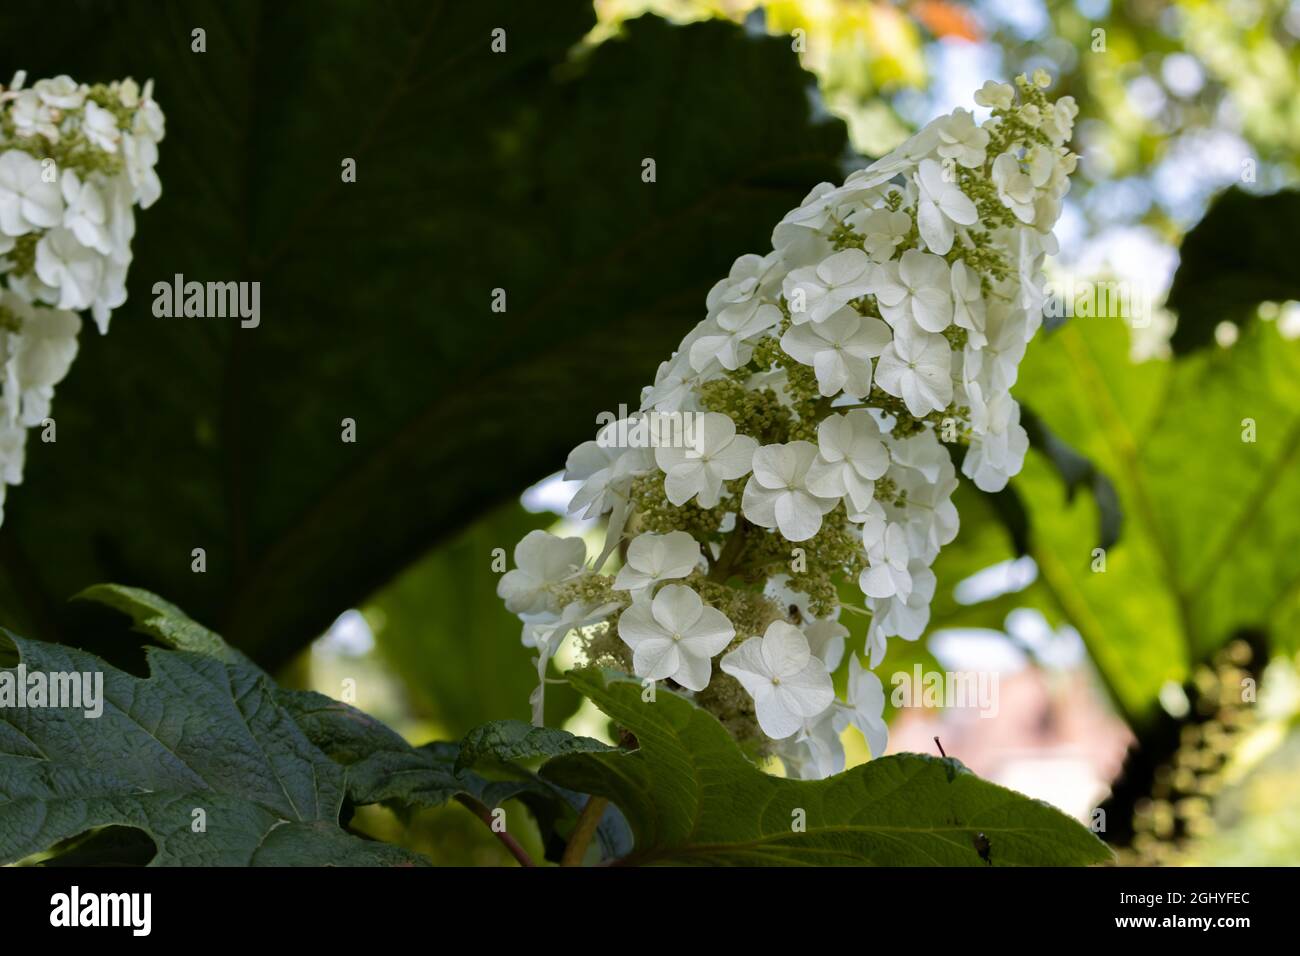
left=834, top=656, right=889, bottom=757
left=804, top=617, right=848, bottom=673
left=496, top=529, right=586, bottom=616
left=805, top=410, right=890, bottom=514
left=0, top=150, right=63, bottom=236
left=617, top=584, right=734, bottom=691
left=529, top=600, right=621, bottom=725
left=992, top=152, right=1037, bottom=224
left=689, top=303, right=781, bottom=372
left=706, top=252, right=780, bottom=330
left=779, top=305, right=890, bottom=399
left=950, top=259, right=987, bottom=347
left=741, top=440, right=839, bottom=541
left=964, top=299, right=1027, bottom=396
left=720, top=621, right=835, bottom=739
left=935, top=108, right=990, bottom=169
left=852, top=207, right=911, bottom=263
left=612, top=530, right=701, bottom=593
left=858, top=522, right=912, bottom=601
left=873, top=322, right=953, bottom=417
left=866, top=560, right=936, bottom=663
left=2, top=296, right=80, bottom=426
left=974, top=80, right=1014, bottom=110
left=871, top=248, right=953, bottom=334
left=783, top=247, right=874, bottom=324
left=655, top=411, right=757, bottom=508
left=914, top=158, right=977, bottom=255
left=963, top=384, right=1029, bottom=492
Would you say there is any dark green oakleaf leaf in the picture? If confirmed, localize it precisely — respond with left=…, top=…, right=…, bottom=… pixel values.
left=73, top=583, right=255, bottom=669
left=278, top=690, right=573, bottom=820
left=0, top=632, right=424, bottom=866
left=456, top=720, right=619, bottom=773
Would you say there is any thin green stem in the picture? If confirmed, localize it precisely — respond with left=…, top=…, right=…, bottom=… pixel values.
left=561, top=796, right=610, bottom=867
left=708, top=520, right=749, bottom=582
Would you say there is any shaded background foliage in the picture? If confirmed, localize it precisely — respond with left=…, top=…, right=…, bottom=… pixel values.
left=0, top=0, right=845, bottom=668
left=2, top=0, right=1300, bottom=865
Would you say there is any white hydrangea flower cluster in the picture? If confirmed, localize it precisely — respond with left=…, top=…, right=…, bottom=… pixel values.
left=0, top=72, right=164, bottom=524
left=498, top=74, right=1076, bottom=780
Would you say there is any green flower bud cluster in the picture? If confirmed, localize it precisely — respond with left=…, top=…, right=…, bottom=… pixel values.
left=849, top=294, right=883, bottom=319
left=3, top=124, right=125, bottom=179
left=576, top=623, right=632, bottom=673
left=985, top=96, right=1053, bottom=158
left=629, top=472, right=730, bottom=539
left=957, top=165, right=1016, bottom=230
left=950, top=228, right=1010, bottom=290
left=828, top=218, right=865, bottom=251
left=0, top=304, right=22, bottom=334
left=551, top=570, right=627, bottom=615
left=943, top=325, right=969, bottom=351
left=6, top=235, right=38, bottom=279
left=690, top=573, right=785, bottom=639
left=694, top=670, right=768, bottom=758
left=697, top=376, right=793, bottom=445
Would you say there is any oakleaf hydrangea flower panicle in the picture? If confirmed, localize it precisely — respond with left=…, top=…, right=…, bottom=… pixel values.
left=498, top=73, right=1075, bottom=779
left=0, top=72, right=164, bottom=524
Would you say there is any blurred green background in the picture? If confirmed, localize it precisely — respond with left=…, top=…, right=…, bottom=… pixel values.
left=2, top=0, right=1299, bottom=865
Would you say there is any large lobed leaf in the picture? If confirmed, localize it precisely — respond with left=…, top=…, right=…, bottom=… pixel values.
left=1, top=589, right=612, bottom=865
left=281, top=690, right=553, bottom=816
left=72, top=583, right=255, bottom=668
left=0, top=588, right=1113, bottom=866
left=0, top=631, right=424, bottom=866
left=268, top=689, right=635, bottom=863
left=456, top=719, right=617, bottom=773
left=541, top=669, right=1112, bottom=866
left=0, top=1, right=847, bottom=670
left=1012, top=316, right=1300, bottom=725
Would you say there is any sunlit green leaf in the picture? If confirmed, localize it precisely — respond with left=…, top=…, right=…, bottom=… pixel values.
left=1013, top=317, right=1300, bottom=725
left=541, top=669, right=1111, bottom=866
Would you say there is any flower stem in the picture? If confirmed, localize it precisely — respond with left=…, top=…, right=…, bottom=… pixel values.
left=560, top=795, right=610, bottom=866
left=708, top=520, right=748, bottom=582
left=455, top=793, right=536, bottom=867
